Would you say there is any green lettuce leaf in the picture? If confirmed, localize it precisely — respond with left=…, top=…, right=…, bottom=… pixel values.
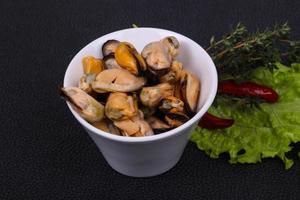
left=191, top=63, right=300, bottom=169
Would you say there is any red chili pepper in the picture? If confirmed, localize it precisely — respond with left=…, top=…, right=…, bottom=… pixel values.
left=198, top=112, right=234, bottom=129
left=218, top=80, right=279, bottom=103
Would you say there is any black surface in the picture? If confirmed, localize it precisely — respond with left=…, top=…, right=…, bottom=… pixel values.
left=1, top=0, right=300, bottom=199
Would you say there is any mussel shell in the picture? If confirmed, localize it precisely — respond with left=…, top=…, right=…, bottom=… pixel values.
left=164, top=36, right=179, bottom=49
left=102, top=40, right=120, bottom=57
left=93, top=92, right=110, bottom=105
left=144, top=69, right=160, bottom=85
left=174, top=81, right=183, bottom=100
left=165, top=111, right=189, bottom=127
left=148, top=67, right=170, bottom=77
left=144, top=68, right=171, bottom=85
left=165, top=112, right=189, bottom=122
left=127, top=43, right=147, bottom=72
left=180, top=72, right=200, bottom=116
left=162, top=36, right=180, bottom=58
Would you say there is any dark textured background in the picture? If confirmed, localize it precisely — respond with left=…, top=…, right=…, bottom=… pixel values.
left=1, top=0, right=300, bottom=199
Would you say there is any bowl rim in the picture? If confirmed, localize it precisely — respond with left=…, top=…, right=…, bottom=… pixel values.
left=64, top=27, right=218, bottom=143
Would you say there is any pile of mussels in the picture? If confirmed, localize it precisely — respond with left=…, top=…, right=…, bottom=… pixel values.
left=61, top=36, right=200, bottom=137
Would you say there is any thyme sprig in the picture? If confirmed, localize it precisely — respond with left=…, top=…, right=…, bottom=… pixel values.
left=206, top=23, right=300, bottom=80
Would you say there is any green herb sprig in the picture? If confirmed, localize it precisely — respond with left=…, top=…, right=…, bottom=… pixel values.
left=207, top=23, right=300, bottom=80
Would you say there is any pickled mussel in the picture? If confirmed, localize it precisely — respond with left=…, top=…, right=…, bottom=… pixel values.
left=159, top=60, right=184, bottom=83
left=140, top=83, right=174, bottom=107
left=60, top=87, right=104, bottom=123
left=142, top=41, right=171, bottom=77
left=180, top=71, right=200, bottom=115
left=102, top=40, right=120, bottom=57
left=165, top=109, right=189, bottom=128
left=92, top=119, right=121, bottom=135
left=103, top=54, right=122, bottom=69
left=141, top=36, right=180, bottom=78
left=161, top=36, right=180, bottom=58
left=146, top=116, right=170, bottom=133
left=159, top=96, right=184, bottom=113
left=114, top=116, right=154, bottom=137
left=105, top=92, right=138, bottom=121
left=79, top=56, right=104, bottom=93
left=92, top=69, right=146, bottom=93
left=115, top=42, right=146, bottom=76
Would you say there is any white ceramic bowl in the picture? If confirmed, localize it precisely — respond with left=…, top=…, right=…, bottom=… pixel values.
left=63, top=28, right=218, bottom=177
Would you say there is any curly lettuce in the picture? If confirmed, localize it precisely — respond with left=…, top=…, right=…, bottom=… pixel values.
left=191, top=63, right=300, bottom=169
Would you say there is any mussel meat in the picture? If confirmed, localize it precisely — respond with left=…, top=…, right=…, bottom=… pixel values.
left=139, top=106, right=156, bottom=119
left=115, top=42, right=146, bottom=76
left=60, top=87, right=104, bottom=123
left=105, top=92, right=138, bottom=121
left=92, top=120, right=109, bottom=132
left=114, top=116, right=153, bottom=137
left=146, top=116, right=170, bottom=133
left=79, top=56, right=104, bottom=93
left=92, top=119, right=121, bottom=135
left=79, top=74, right=94, bottom=93
left=159, top=96, right=184, bottom=113
left=140, top=83, right=174, bottom=107
left=159, top=60, right=183, bottom=83
left=92, top=69, right=146, bottom=93
left=82, top=56, right=104, bottom=75
left=141, top=41, right=172, bottom=77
